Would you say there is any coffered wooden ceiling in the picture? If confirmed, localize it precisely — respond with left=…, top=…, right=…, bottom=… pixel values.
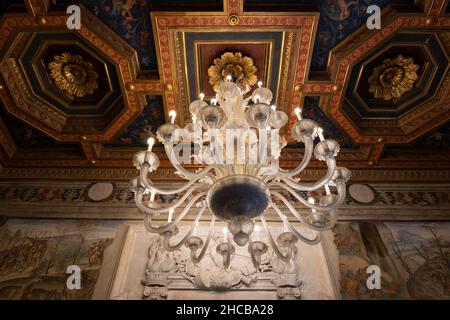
left=0, top=0, right=450, bottom=181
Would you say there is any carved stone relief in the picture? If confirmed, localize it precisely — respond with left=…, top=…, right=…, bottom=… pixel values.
left=136, top=226, right=332, bottom=300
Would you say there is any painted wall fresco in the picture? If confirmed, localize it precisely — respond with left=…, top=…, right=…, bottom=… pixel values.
left=334, top=222, right=450, bottom=299
left=0, top=216, right=448, bottom=299
left=0, top=219, right=119, bottom=299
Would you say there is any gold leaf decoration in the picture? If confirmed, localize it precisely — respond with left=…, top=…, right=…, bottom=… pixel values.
left=48, top=52, right=99, bottom=98
left=368, top=55, right=419, bottom=101
left=208, top=52, right=257, bottom=92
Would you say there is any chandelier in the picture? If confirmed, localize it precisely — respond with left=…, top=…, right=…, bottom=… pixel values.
left=130, top=53, right=350, bottom=269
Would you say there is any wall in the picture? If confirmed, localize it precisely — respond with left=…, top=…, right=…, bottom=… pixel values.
left=0, top=180, right=449, bottom=300
left=0, top=219, right=119, bottom=299
left=107, top=224, right=337, bottom=300
left=334, top=221, right=450, bottom=299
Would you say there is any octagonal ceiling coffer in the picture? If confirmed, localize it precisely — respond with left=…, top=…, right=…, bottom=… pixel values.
left=341, top=31, right=450, bottom=139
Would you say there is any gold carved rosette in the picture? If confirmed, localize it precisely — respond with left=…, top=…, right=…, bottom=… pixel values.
left=368, top=55, right=419, bottom=101
left=48, top=52, right=99, bottom=98
left=208, top=52, right=257, bottom=93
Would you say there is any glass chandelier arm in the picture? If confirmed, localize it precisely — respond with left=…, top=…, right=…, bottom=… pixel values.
left=142, top=192, right=206, bottom=233
left=144, top=212, right=169, bottom=234
left=259, top=158, right=282, bottom=178
left=164, top=144, right=197, bottom=179
left=258, top=130, right=269, bottom=165
left=139, top=164, right=210, bottom=195
left=288, top=178, right=347, bottom=210
left=260, top=216, right=293, bottom=262
left=135, top=185, right=203, bottom=215
left=270, top=181, right=345, bottom=212
left=271, top=191, right=337, bottom=231
left=163, top=205, right=207, bottom=251
left=164, top=144, right=224, bottom=181
left=253, top=163, right=264, bottom=176
left=262, top=136, right=313, bottom=182
left=209, top=137, right=225, bottom=166
left=220, top=164, right=233, bottom=177
left=329, top=178, right=347, bottom=208
left=201, top=175, right=214, bottom=185
left=279, top=136, right=314, bottom=177
left=270, top=202, right=321, bottom=245
left=190, top=215, right=216, bottom=264
left=279, top=158, right=336, bottom=192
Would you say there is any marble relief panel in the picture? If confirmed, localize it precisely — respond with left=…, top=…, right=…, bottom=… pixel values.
left=109, top=225, right=337, bottom=300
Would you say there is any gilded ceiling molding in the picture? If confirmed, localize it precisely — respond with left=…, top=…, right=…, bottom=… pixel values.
left=398, top=71, right=450, bottom=126
left=226, top=0, right=241, bottom=16
left=25, top=0, right=47, bottom=17
left=278, top=31, right=295, bottom=132
left=347, top=43, right=433, bottom=120
left=437, top=31, right=450, bottom=55
left=48, top=52, right=99, bottom=98
left=422, top=0, right=447, bottom=16
left=0, top=167, right=179, bottom=181
left=3, top=58, right=67, bottom=131
left=172, top=31, right=190, bottom=122
left=368, top=55, right=419, bottom=101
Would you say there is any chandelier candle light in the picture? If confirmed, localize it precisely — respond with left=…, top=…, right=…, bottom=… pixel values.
left=131, top=66, right=350, bottom=269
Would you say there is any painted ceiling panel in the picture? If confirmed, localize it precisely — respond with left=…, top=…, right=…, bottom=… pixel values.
left=184, top=31, right=283, bottom=100
left=293, top=96, right=355, bottom=149
left=105, top=95, right=165, bottom=148
left=78, top=0, right=416, bottom=73
left=0, top=0, right=449, bottom=176
left=394, top=122, right=450, bottom=149
left=0, top=106, right=80, bottom=151
left=245, top=0, right=415, bottom=72
left=80, top=0, right=156, bottom=70
left=78, top=0, right=224, bottom=71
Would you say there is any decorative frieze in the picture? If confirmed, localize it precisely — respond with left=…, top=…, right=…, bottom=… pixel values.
left=1, top=182, right=449, bottom=208
left=0, top=181, right=449, bottom=221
